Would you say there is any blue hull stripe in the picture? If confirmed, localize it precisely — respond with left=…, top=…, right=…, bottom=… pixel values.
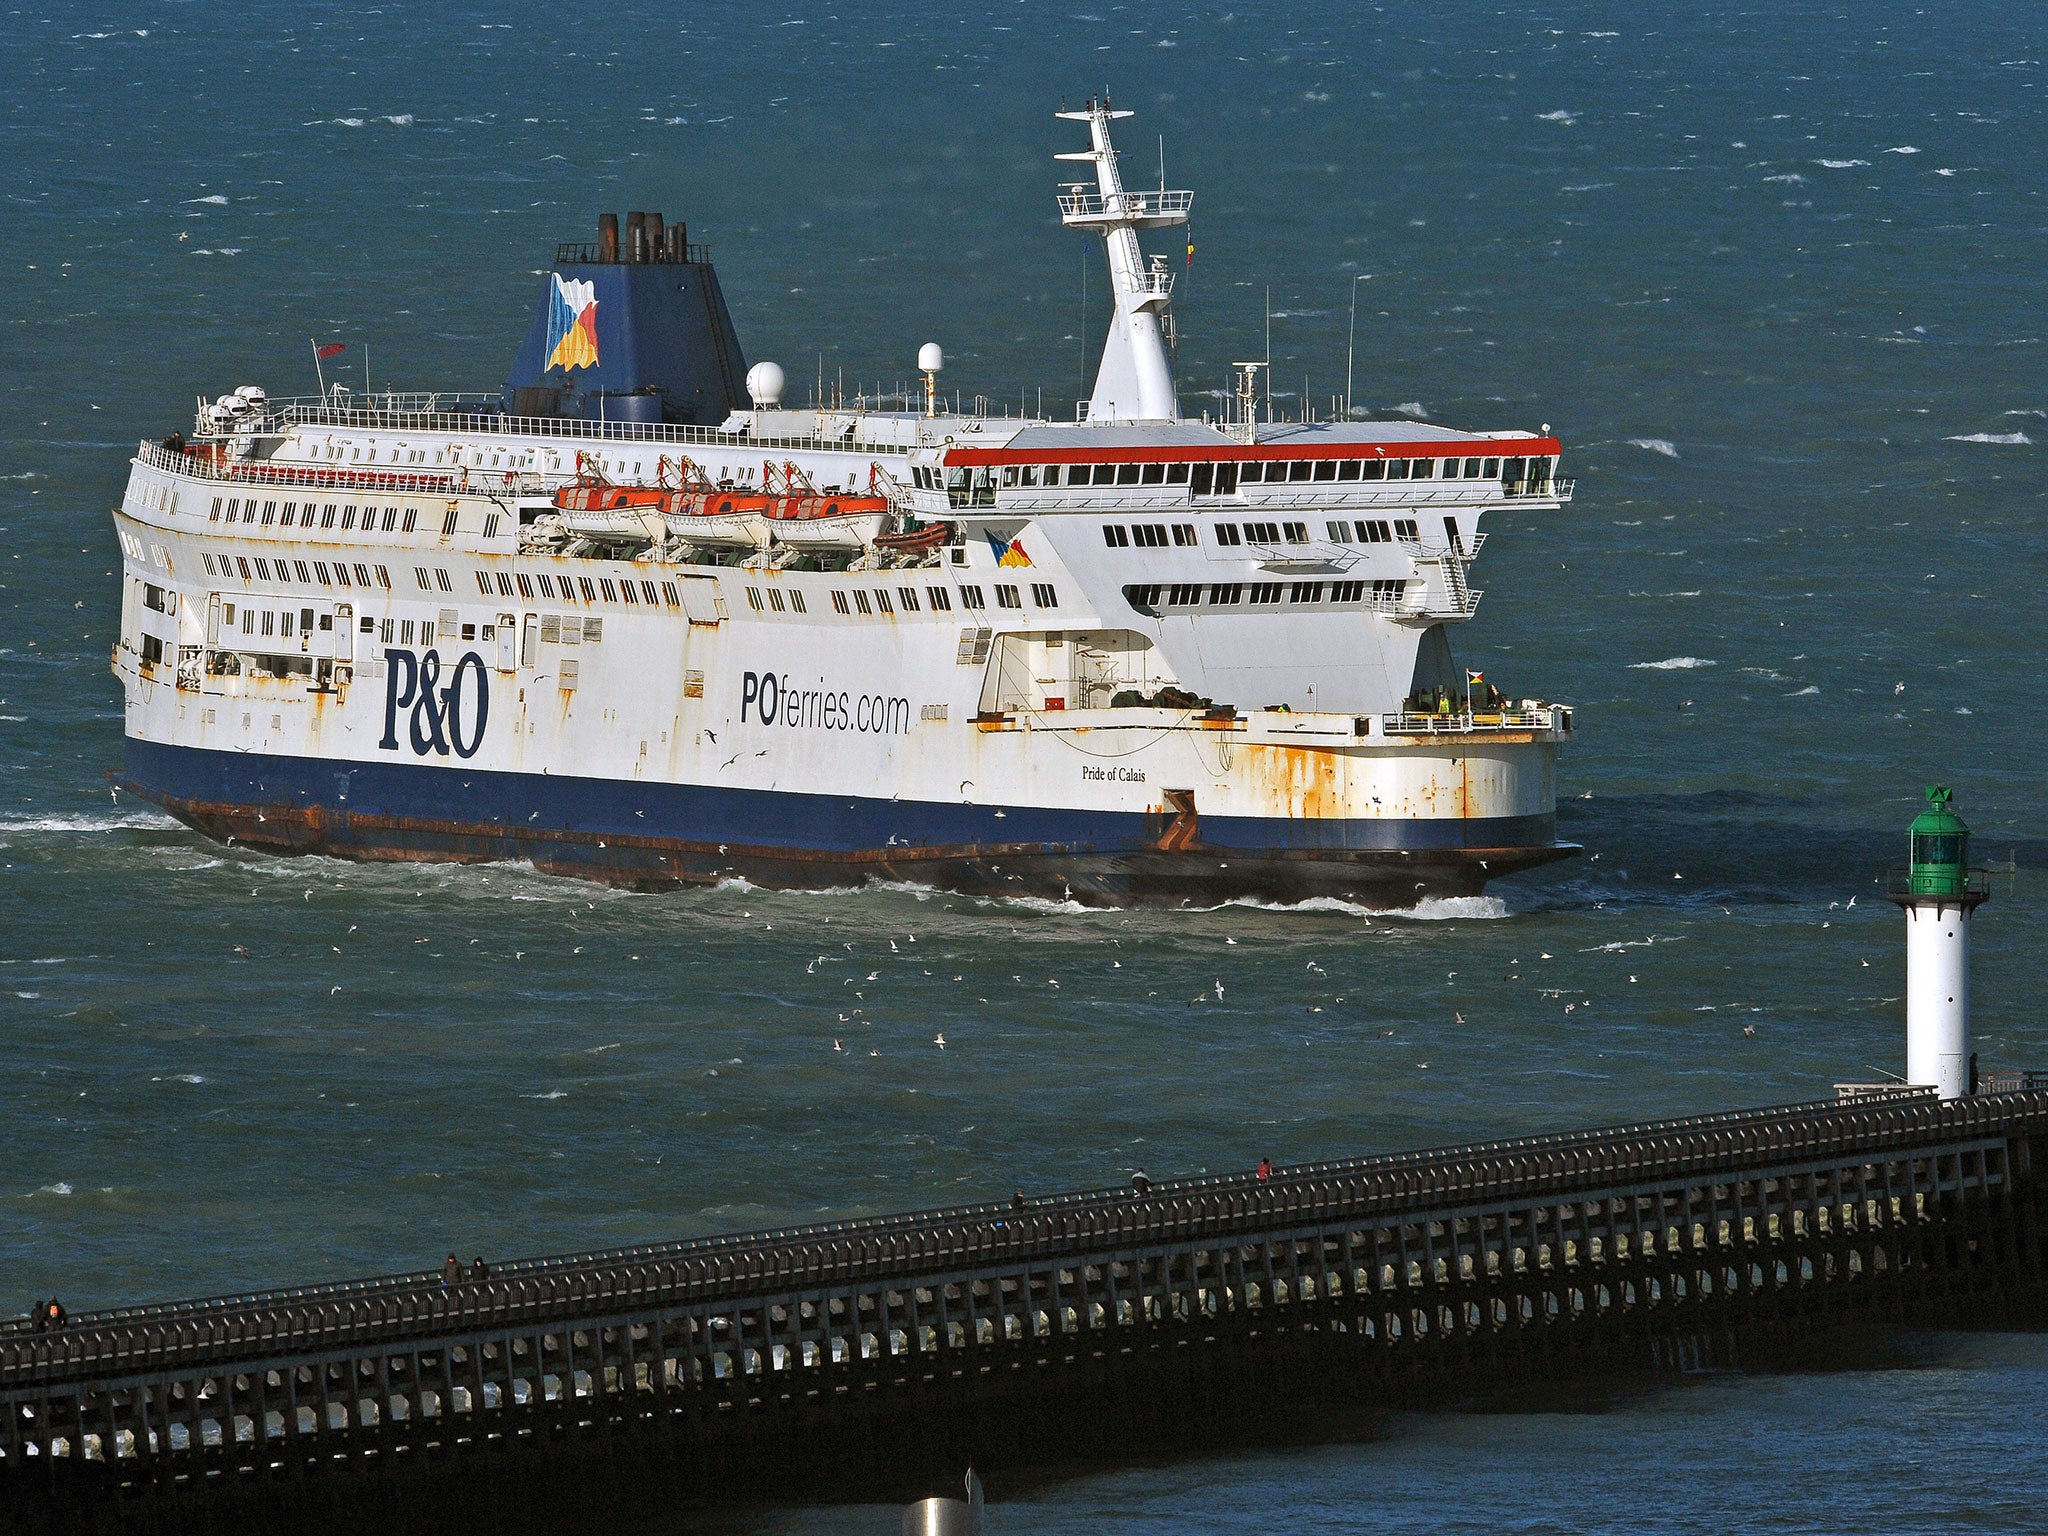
left=121, top=739, right=1559, bottom=857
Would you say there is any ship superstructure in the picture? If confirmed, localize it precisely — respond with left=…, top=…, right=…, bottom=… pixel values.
left=108, top=103, right=1576, bottom=906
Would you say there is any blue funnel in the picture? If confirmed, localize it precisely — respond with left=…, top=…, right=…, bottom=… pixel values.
left=503, top=214, right=747, bottom=426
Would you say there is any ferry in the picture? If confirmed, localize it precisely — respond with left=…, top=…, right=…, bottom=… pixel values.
left=108, top=102, right=1578, bottom=907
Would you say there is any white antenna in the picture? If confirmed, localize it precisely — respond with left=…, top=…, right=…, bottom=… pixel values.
left=1230, top=362, right=1265, bottom=446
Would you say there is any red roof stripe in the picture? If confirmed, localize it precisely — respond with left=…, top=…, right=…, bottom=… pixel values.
left=941, top=438, right=1561, bottom=467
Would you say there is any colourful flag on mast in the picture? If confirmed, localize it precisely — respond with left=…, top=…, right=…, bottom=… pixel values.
left=316, top=343, right=346, bottom=359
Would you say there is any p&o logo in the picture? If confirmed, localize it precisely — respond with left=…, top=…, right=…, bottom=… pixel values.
left=380, top=648, right=489, bottom=759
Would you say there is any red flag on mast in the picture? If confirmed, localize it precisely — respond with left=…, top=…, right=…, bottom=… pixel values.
left=316, top=343, right=346, bottom=359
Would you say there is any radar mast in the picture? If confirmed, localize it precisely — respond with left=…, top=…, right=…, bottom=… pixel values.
left=1055, top=98, right=1191, bottom=424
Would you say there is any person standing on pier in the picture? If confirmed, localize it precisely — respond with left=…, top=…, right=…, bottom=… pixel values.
left=1256, top=1157, right=1272, bottom=1181
left=1132, top=1169, right=1151, bottom=1195
left=443, top=1253, right=463, bottom=1286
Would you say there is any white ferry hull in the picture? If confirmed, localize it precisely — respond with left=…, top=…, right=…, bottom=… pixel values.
left=115, top=736, right=1564, bottom=905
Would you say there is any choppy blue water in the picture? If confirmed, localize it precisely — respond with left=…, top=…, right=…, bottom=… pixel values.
left=4, top=1, right=2046, bottom=1528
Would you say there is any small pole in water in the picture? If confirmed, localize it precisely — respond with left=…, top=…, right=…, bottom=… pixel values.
left=1888, top=785, right=1988, bottom=1099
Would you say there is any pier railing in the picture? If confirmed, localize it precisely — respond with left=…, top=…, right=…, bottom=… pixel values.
left=7, top=1089, right=2040, bottom=1377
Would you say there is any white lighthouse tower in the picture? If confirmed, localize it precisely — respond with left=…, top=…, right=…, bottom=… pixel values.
left=1888, top=785, right=1989, bottom=1100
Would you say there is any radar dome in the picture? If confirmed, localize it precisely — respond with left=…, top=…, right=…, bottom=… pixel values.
left=917, top=343, right=944, bottom=374
left=746, top=361, right=785, bottom=408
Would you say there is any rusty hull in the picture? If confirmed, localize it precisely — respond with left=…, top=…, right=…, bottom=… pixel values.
left=116, top=774, right=1574, bottom=909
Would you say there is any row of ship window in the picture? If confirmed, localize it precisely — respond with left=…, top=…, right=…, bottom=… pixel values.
left=473, top=568, right=687, bottom=610
left=204, top=550, right=395, bottom=590
left=209, top=494, right=466, bottom=538
left=923, top=453, right=1550, bottom=503
left=1123, top=579, right=1409, bottom=612
left=745, top=582, right=1060, bottom=617
left=1104, top=517, right=1421, bottom=549
left=212, top=607, right=607, bottom=649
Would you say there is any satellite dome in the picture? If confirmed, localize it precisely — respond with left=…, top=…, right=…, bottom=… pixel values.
left=746, top=361, right=785, bottom=408
left=917, top=343, right=945, bottom=374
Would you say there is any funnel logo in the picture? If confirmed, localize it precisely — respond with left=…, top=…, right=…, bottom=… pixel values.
left=986, top=532, right=1032, bottom=568
left=544, top=275, right=600, bottom=372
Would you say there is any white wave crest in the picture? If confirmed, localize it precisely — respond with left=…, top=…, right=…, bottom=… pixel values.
left=35, top=1182, right=73, bottom=1197
left=1786, top=685, right=1821, bottom=696
left=183, top=194, right=229, bottom=205
left=1630, top=656, right=1716, bottom=670
left=1392, top=401, right=1429, bottom=418
left=521, top=1090, right=568, bottom=1100
left=1885, top=146, right=1921, bottom=154
left=1537, top=110, right=1579, bottom=124
left=1946, top=431, right=2032, bottom=445
left=0, top=809, right=179, bottom=832
left=1390, top=895, right=1509, bottom=921
left=384, top=114, right=414, bottom=125
left=1628, top=437, right=1679, bottom=457
left=1817, top=158, right=1870, bottom=169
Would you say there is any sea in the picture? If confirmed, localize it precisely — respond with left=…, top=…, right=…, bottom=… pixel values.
left=4, top=1, right=2046, bottom=1530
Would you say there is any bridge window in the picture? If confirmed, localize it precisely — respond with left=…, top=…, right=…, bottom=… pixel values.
left=767, top=588, right=785, bottom=612
left=1214, top=523, right=1242, bottom=546
left=1031, top=583, right=1058, bottom=608
left=1332, top=580, right=1365, bottom=602
left=1361, top=460, right=1385, bottom=480
left=1249, top=582, right=1282, bottom=604
left=210, top=496, right=224, bottom=521
left=1327, top=520, right=1353, bottom=542
left=854, top=590, right=873, bottom=615
left=995, top=585, right=1020, bottom=609
left=1123, top=583, right=1163, bottom=616
left=898, top=586, right=922, bottom=612
left=1285, top=461, right=1310, bottom=482
left=831, top=591, right=850, bottom=615
left=1239, top=462, right=1264, bottom=483
left=1166, top=583, right=1202, bottom=607
left=747, top=587, right=765, bottom=611
left=1244, top=521, right=1279, bottom=544
left=1102, top=524, right=1129, bottom=547
left=1290, top=581, right=1325, bottom=602
left=598, top=579, right=617, bottom=602
left=1283, top=522, right=1309, bottom=543
left=1140, top=462, right=1166, bottom=485
left=1313, top=460, right=1337, bottom=481
left=959, top=585, right=986, bottom=610
left=1394, top=519, right=1418, bottom=540
left=1412, top=458, right=1435, bottom=479
left=1209, top=582, right=1242, bottom=604
left=1171, top=523, right=1198, bottom=546
left=1133, top=524, right=1169, bottom=548
left=663, top=582, right=682, bottom=607
left=875, top=588, right=893, bottom=615
left=402, top=508, right=418, bottom=532
left=374, top=566, right=391, bottom=589
left=1115, top=464, right=1140, bottom=485
left=579, top=578, right=598, bottom=601
left=927, top=586, right=951, bottom=612
left=789, top=591, right=807, bottom=614
left=476, top=573, right=493, bottom=596
left=1337, top=460, right=1362, bottom=480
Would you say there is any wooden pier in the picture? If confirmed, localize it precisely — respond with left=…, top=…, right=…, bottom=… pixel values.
left=6, top=1089, right=2046, bottom=1533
